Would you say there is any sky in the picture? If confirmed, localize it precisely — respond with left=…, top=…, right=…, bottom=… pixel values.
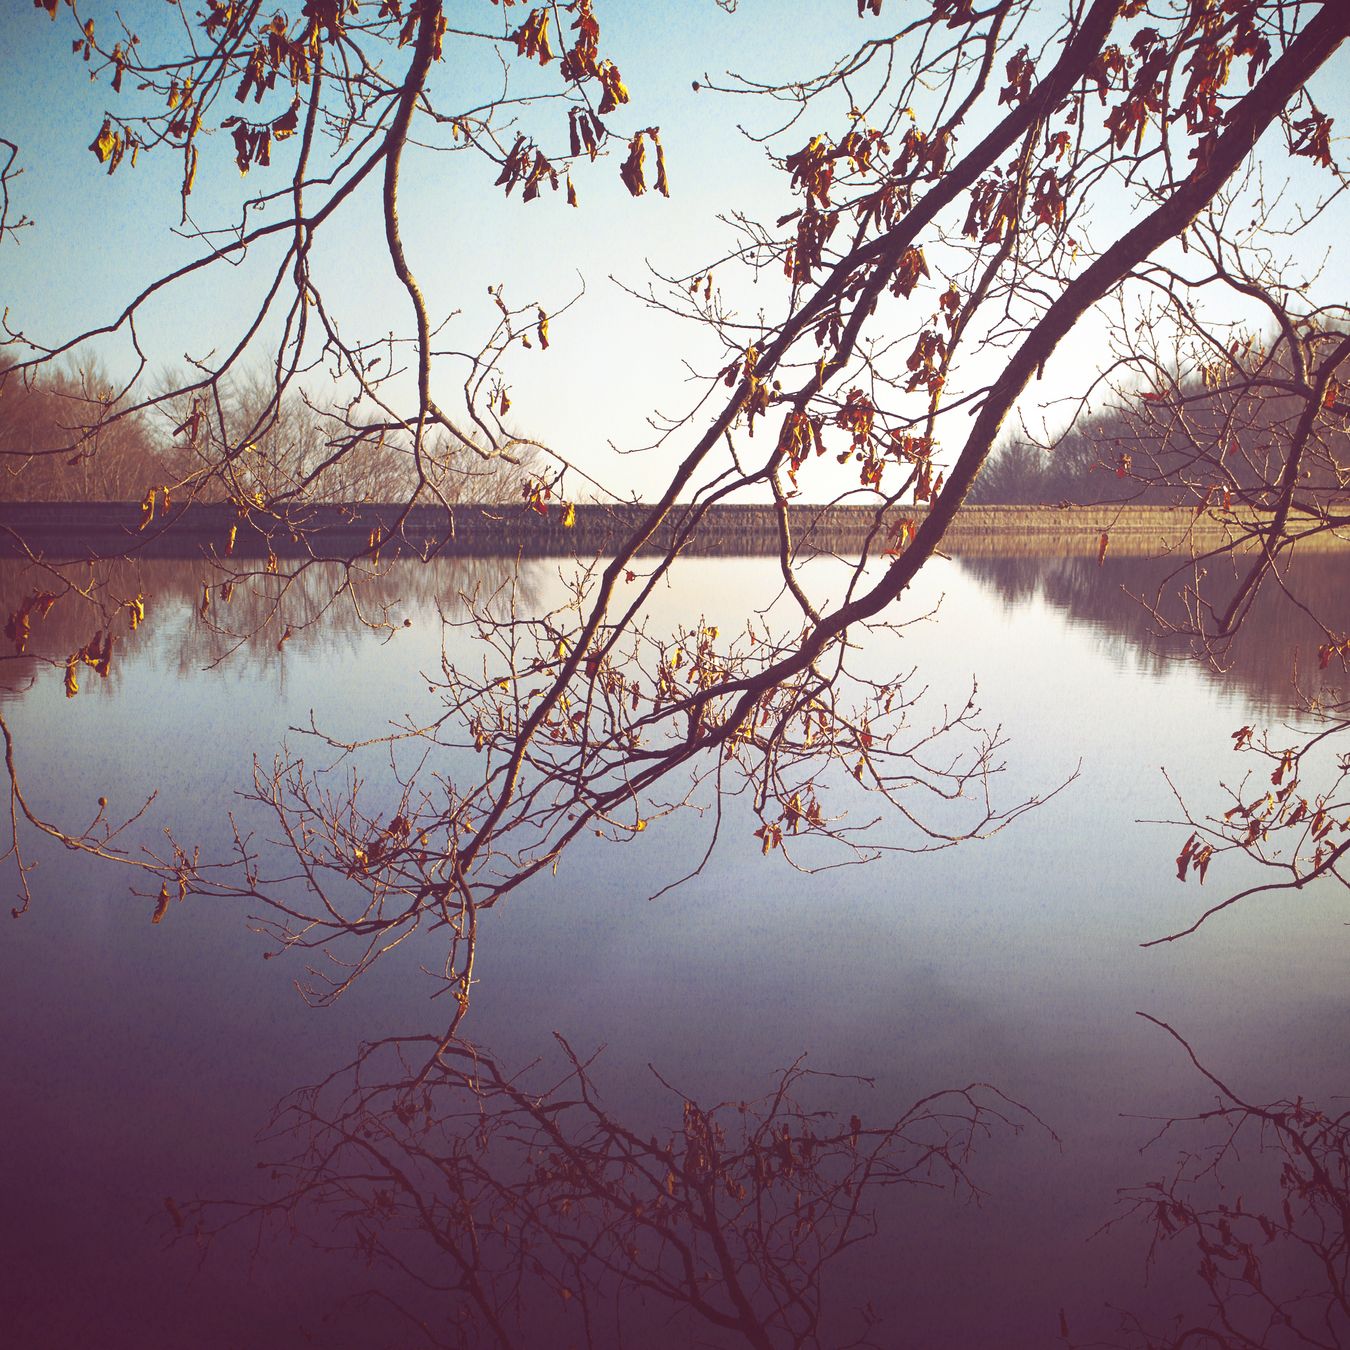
left=1, top=1, right=1346, bottom=503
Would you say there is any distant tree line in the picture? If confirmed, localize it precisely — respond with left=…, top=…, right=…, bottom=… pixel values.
left=971, top=348, right=1350, bottom=508
left=0, top=363, right=156, bottom=501
left=0, top=365, right=536, bottom=505
left=968, top=430, right=1114, bottom=505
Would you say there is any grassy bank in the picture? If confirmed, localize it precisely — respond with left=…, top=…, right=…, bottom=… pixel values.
left=934, top=504, right=1350, bottom=556
left=0, top=499, right=1344, bottom=561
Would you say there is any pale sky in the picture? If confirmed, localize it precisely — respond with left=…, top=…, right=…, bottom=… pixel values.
left=2, top=2, right=1345, bottom=503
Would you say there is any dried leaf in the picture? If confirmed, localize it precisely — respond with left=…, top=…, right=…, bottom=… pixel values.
left=89, top=118, right=117, bottom=164
left=620, top=133, right=646, bottom=196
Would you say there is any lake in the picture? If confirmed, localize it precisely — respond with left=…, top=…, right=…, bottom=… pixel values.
left=1, top=549, right=1345, bottom=1348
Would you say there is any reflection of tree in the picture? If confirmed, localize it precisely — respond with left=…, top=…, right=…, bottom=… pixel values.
left=959, top=552, right=1350, bottom=713
left=189, top=1034, right=1047, bottom=1350
left=0, top=554, right=535, bottom=693
left=0, top=556, right=537, bottom=918
left=963, top=545, right=1350, bottom=954
left=1077, top=1016, right=1349, bottom=1350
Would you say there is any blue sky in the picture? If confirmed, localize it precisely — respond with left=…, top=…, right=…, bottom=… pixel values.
left=2, top=2, right=1346, bottom=502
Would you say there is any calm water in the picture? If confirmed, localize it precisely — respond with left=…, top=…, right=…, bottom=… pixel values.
left=0, top=552, right=1345, bottom=1348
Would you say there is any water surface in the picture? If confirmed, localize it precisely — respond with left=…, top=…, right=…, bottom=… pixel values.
left=1, top=551, right=1344, bottom=1348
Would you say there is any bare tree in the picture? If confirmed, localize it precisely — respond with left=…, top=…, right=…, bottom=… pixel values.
left=0, top=361, right=160, bottom=499
left=0, top=1, right=1347, bottom=1016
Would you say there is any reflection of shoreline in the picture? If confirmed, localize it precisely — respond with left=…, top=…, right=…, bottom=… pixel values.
left=0, top=555, right=537, bottom=693
left=6, top=548, right=1337, bottom=710
left=958, top=551, right=1350, bottom=711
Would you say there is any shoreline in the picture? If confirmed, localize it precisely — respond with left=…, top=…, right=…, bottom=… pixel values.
left=0, top=499, right=1344, bottom=561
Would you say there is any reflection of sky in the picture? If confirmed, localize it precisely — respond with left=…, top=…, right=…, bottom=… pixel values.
left=2, top=5, right=1346, bottom=501
left=1, top=553, right=1345, bottom=1344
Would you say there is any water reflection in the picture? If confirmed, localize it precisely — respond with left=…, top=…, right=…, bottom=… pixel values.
left=7, top=548, right=1339, bottom=718
left=180, top=1017, right=1348, bottom=1350
left=1073, top=1015, right=1350, bottom=1350
left=0, top=554, right=535, bottom=696
left=5, top=549, right=1340, bottom=711
left=959, top=550, right=1350, bottom=711
left=0, top=551, right=1345, bottom=1347
left=190, top=1027, right=1048, bottom=1350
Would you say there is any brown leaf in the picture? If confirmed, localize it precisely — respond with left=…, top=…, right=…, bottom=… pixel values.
left=891, top=246, right=929, bottom=299
left=1175, top=833, right=1196, bottom=881
left=651, top=130, right=670, bottom=197
left=620, top=134, right=646, bottom=197
left=89, top=119, right=117, bottom=165
left=597, top=61, right=628, bottom=116
left=271, top=98, right=300, bottom=141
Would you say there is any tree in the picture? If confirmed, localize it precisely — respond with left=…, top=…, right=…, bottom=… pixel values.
left=157, top=372, right=538, bottom=505
left=2, top=0, right=1348, bottom=1014
left=5, top=7, right=1350, bottom=1343
left=0, top=360, right=160, bottom=499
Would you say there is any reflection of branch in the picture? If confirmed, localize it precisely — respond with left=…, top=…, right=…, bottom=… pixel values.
left=187, top=1033, right=1054, bottom=1350
left=1076, top=1014, right=1350, bottom=1350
